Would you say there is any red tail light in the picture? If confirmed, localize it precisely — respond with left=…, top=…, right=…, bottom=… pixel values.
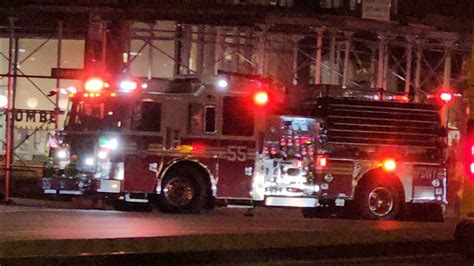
left=379, top=158, right=396, bottom=172
left=316, top=155, right=328, bottom=169
left=253, top=91, right=269, bottom=106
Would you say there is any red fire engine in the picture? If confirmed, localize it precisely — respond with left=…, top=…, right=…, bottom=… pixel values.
left=300, top=86, right=447, bottom=220
left=42, top=74, right=320, bottom=213
left=42, top=76, right=447, bottom=220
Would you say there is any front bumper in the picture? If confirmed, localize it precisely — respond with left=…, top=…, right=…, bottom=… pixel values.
left=264, top=196, right=319, bottom=207
left=42, top=178, right=122, bottom=195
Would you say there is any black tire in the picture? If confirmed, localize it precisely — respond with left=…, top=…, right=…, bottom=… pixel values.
left=302, top=207, right=330, bottom=218
left=158, top=167, right=207, bottom=214
left=357, top=180, right=402, bottom=220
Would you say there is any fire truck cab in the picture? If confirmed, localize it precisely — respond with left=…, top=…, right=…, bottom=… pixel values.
left=42, top=75, right=320, bottom=213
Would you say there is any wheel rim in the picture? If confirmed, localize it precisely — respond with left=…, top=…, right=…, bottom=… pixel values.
left=163, top=177, right=195, bottom=207
left=368, top=187, right=394, bottom=217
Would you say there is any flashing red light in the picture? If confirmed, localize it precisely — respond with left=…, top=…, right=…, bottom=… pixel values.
left=379, top=158, right=396, bottom=172
left=465, top=138, right=474, bottom=179
left=439, top=92, right=453, bottom=103
left=120, top=80, right=138, bottom=92
left=253, top=91, right=269, bottom=106
left=85, top=78, right=105, bottom=92
left=316, top=155, right=328, bottom=168
left=110, top=92, right=117, bottom=97
left=192, top=143, right=204, bottom=153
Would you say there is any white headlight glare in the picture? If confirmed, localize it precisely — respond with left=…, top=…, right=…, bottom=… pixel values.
left=85, top=157, right=95, bottom=166
left=56, top=149, right=68, bottom=160
left=97, top=150, right=108, bottom=160
left=106, top=138, right=118, bottom=150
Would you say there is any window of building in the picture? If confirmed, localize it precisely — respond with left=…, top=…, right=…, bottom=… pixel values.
left=222, top=96, right=254, bottom=136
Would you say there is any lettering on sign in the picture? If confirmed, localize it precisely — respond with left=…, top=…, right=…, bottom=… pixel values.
left=4, top=110, right=58, bottom=123
left=415, top=167, right=438, bottom=180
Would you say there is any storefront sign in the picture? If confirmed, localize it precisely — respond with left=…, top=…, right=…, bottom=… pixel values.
left=12, top=109, right=58, bottom=123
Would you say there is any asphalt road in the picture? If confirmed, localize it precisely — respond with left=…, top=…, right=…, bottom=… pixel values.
left=0, top=204, right=467, bottom=264
left=0, top=204, right=458, bottom=241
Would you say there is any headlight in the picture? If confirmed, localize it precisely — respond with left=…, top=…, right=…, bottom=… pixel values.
left=85, top=157, right=95, bottom=166
left=106, top=138, right=118, bottom=150
left=97, top=150, right=108, bottom=160
left=55, top=149, right=69, bottom=161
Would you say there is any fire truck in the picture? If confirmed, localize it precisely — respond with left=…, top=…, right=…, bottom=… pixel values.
left=42, top=75, right=447, bottom=220
left=299, top=86, right=448, bottom=220
left=42, top=74, right=320, bottom=213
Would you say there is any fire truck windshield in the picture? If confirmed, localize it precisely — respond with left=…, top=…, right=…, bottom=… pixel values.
left=66, top=98, right=133, bottom=131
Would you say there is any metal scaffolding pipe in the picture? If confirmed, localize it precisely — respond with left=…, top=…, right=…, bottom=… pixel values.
left=404, top=39, right=413, bottom=94
left=443, top=43, right=453, bottom=88
left=147, top=23, right=154, bottom=80
left=329, top=32, right=336, bottom=85
left=370, top=46, right=376, bottom=88
left=4, top=17, right=15, bottom=202
left=377, top=35, right=385, bottom=89
left=214, top=26, right=224, bottom=74
left=180, top=24, right=192, bottom=75
left=232, top=27, right=240, bottom=73
left=256, top=25, right=268, bottom=76
left=55, top=20, right=63, bottom=129
left=314, top=28, right=324, bottom=85
left=414, top=41, right=422, bottom=94
left=195, top=25, right=204, bottom=76
left=292, top=35, right=300, bottom=85
left=342, top=32, right=352, bottom=88
left=383, top=42, right=389, bottom=90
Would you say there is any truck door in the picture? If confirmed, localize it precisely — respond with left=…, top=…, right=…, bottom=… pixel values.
left=216, top=96, right=256, bottom=198
left=123, top=100, right=164, bottom=193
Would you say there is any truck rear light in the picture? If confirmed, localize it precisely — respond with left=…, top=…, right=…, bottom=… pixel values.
left=379, top=158, right=396, bottom=172
left=253, top=91, right=269, bottom=106
left=316, top=155, right=328, bottom=169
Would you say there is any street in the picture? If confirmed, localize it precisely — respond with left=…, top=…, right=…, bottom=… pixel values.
left=0, top=204, right=467, bottom=264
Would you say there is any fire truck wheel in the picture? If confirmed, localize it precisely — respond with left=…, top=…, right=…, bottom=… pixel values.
left=358, top=181, right=402, bottom=220
left=158, top=167, right=207, bottom=214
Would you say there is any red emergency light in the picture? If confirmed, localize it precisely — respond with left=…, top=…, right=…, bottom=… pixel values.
left=315, top=155, right=328, bottom=169
left=465, top=135, right=474, bottom=179
left=85, top=78, right=107, bottom=92
left=253, top=91, right=269, bottom=106
left=439, top=92, right=453, bottom=103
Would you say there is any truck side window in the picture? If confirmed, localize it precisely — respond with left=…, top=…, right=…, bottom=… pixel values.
left=222, top=96, right=254, bottom=136
left=204, top=106, right=216, bottom=134
left=188, top=103, right=204, bottom=134
left=136, top=101, right=161, bottom=132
